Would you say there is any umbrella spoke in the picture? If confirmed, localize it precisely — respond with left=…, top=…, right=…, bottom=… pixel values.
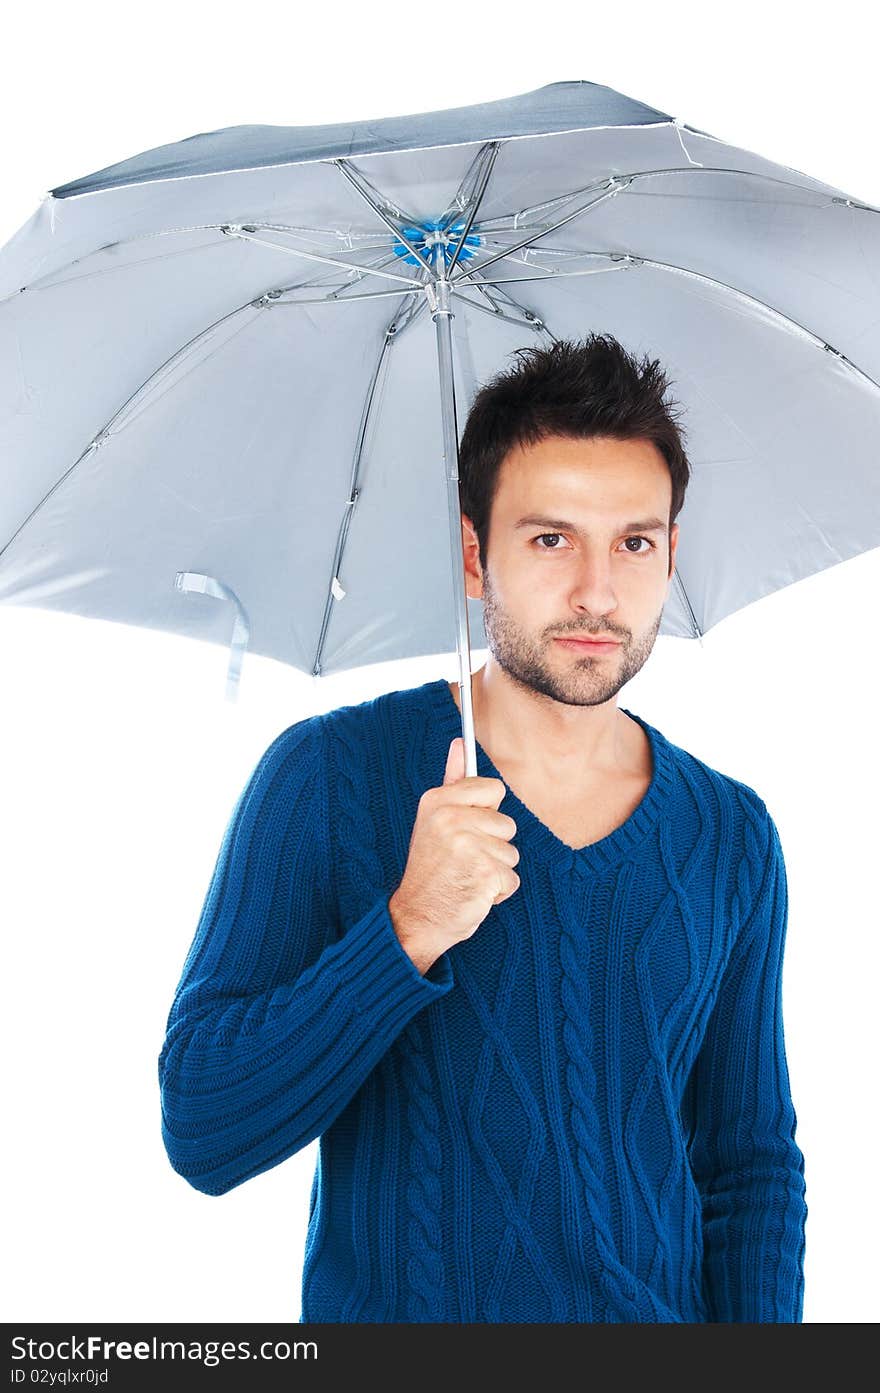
left=430, top=142, right=500, bottom=254
left=454, top=164, right=872, bottom=287
left=221, top=224, right=419, bottom=286
left=255, top=226, right=394, bottom=247
left=672, top=570, right=704, bottom=641
left=312, top=292, right=429, bottom=676
left=0, top=230, right=232, bottom=304
left=471, top=173, right=633, bottom=235
left=466, top=238, right=606, bottom=276
left=0, top=262, right=431, bottom=575
left=250, top=225, right=397, bottom=256
left=474, top=238, right=614, bottom=262
left=450, top=273, right=554, bottom=338
left=475, top=164, right=876, bottom=236
left=0, top=223, right=398, bottom=305
left=472, top=219, right=560, bottom=236
left=442, top=143, right=501, bottom=278
left=265, top=285, right=425, bottom=307
left=487, top=255, right=862, bottom=366
left=257, top=252, right=423, bottom=306
left=7, top=167, right=870, bottom=308
left=0, top=295, right=263, bottom=570
left=263, top=249, right=412, bottom=301
left=470, top=239, right=629, bottom=268
left=328, top=160, right=424, bottom=229
left=276, top=260, right=432, bottom=310
left=334, top=160, right=437, bottom=278
left=334, top=154, right=502, bottom=280
left=457, top=255, right=635, bottom=288
left=435, top=143, right=501, bottom=229
left=464, top=251, right=880, bottom=396
left=449, top=177, right=630, bottom=284
left=323, top=251, right=416, bottom=301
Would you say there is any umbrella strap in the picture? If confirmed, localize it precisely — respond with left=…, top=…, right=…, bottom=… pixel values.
left=175, top=570, right=250, bottom=703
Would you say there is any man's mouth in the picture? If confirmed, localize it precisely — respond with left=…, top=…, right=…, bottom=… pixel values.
left=554, top=636, right=621, bottom=652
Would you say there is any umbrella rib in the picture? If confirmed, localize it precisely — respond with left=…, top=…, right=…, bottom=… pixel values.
left=467, top=239, right=614, bottom=279
left=455, top=256, right=647, bottom=285
left=0, top=233, right=232, bottom=305
left=221, top=224, right=419, bottom=286
left=327, top=160, right=425, bottom=229
left=0, top=296, right=268, bottom=573
left=444, top=142, right=502, bottom=277
left=258, top=251, right=423, bottom=307
left=475, top=239, right=610, bottom=265
left=452, top=164, right=874, bottom=287
left=672, top=570, right=704, bottom=641
left=465, top=164, right=877, bottom=240
left=311, top=295, right=430, bottom=676
left=6, top=166, right=867, bottom=307
left=0, top=223, right=400, bottom=306
left=449, top=178, right=629, bottom=283
left=0, top=259, right=429, bottom=579
left=473, top=238, right=632, bottom=267
left=262, top=248, right=418, bottom=303
left=450, top=276, right=555, bottom=338
left=451, top=285, right=541, bottom=331
left=334, top=160, right=437, bottom=279
left=321, top=250, right=415, bottom=301
left=435, top=142, right=504, bottom=234
left=267, top=284, right=424, bottom=307
left=460, top=252, right=880, bottom=394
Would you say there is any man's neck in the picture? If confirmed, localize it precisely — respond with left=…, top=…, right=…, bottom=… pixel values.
left=449, top=663, right=641, bottom=788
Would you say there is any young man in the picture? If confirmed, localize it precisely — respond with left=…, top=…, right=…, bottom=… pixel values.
left=158, top=335, right=807, bottom=1324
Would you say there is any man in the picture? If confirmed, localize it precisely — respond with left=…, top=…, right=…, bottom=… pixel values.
left=158, top=335, right=807, bottom=1323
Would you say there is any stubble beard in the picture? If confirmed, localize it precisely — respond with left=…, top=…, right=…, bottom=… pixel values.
left=478, top=567, right=664, bottom=709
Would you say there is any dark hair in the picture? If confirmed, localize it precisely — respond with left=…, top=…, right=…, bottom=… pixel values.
left=457, top=334, right=690, bottom=571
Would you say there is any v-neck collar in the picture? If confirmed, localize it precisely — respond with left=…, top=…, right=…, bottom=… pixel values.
left=423, top=676, right=675, bottom=876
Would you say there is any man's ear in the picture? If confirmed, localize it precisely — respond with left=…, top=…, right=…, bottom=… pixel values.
left=459, top=512, right=484, bottom=600
left=668, top=521, right=679, bottom=580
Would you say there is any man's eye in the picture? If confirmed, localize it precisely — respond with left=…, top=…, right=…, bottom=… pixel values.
left=531, top=533, right=656, bottom=553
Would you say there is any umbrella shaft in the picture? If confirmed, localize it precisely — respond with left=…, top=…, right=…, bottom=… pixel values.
left=432, top=279, right=477, bottom=777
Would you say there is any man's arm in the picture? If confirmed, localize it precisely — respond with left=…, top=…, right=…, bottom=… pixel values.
left=157, top=717, right=454, bottom=1197
left=680, top=805, right=807, bottom=1322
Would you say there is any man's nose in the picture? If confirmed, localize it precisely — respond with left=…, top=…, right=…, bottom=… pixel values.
left=567, top=549, right=618, bottom=615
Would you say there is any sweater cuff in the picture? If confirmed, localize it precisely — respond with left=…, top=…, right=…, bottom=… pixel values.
left=332, top=895, right=454, bottom=1022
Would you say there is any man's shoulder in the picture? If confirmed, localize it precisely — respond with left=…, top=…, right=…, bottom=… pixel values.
left=654, top=724, right=782, bottom=915
left=258, top=680, right=435, bottom=789
left=656, top=718, right=774, bottom=830
left=318, top=677, right=433, bottom=744
left=243, top=709, right=327, bottom=791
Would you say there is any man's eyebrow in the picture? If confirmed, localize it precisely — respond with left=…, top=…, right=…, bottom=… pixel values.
left=513, top=514, right=669, bottom=536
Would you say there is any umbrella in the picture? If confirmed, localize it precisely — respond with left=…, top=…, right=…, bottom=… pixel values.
left=1, top=80, right=878, bottom=775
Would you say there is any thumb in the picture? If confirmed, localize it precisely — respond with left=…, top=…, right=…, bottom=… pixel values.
left=443, top=735, right=466, bottom=785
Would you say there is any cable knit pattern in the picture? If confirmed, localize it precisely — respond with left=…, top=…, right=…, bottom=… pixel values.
left=157, top=677, right=807, bottom=1322
left=400, top=1014, right=446, bottom=1320
left=557, top=867, right=662, bottom=1322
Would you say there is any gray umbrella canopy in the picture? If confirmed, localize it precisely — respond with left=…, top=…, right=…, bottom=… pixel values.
left=1, top=80, right=878, bottom=717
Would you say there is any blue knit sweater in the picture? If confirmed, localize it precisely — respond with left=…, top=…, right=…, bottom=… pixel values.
left=158, top=676, right=807, bottom=1323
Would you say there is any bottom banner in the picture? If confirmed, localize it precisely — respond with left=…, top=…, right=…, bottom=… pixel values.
left=3, top=1321, right=836, bottom=1388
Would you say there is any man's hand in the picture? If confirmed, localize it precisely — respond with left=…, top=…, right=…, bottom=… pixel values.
left=389, top=736, right=520, bottom=974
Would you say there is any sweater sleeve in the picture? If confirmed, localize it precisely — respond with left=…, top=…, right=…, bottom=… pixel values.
left=680, top=808, right=807, bottom=1322
left=157, top=716, right=454, bottom=1197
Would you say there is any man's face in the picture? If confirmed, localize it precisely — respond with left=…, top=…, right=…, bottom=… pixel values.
left=462, top=433, right=680, bottom=709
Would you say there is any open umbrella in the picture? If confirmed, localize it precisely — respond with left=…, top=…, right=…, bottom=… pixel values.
left=1, top=80, right=878, bottom=774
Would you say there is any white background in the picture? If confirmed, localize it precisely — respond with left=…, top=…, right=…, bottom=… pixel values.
left=2, top=0, right=877, bottom=1325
